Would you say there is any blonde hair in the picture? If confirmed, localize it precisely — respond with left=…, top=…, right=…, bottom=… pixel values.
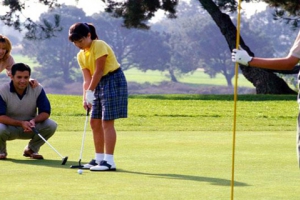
left=0, top=34, right=12, bottom=61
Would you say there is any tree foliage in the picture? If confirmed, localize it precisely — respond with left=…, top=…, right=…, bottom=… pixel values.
left=20, top=5, right=182, bottom=84
left=90, top=13, right=171, bottom=73
left=104, top=0, right=178, bottom=29
left=268, top=0, right=300, bottom=29
left=21, top=5, right=89, bottom=84
left=0, top=0, right=62, bottom=39
left=2, top=0, right=300, bottom=93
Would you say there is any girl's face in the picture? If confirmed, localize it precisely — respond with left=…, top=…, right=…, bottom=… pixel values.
left=73, top=33, right=92, bottom=50
left=0, top=42, right=7, bottom=60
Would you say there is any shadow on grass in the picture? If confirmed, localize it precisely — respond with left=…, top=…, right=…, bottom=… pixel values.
left=5, top=158, right=69, bottom=169
left=118, top=169, right=249, bottom=187
left=129, top=94, right=297, bottom=101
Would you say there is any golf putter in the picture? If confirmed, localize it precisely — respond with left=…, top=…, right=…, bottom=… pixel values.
left=296, top=114, right=300, bottom=169
left=31, top=127, right=68, bottom=165
left=70, top=108, right=90, bottom=169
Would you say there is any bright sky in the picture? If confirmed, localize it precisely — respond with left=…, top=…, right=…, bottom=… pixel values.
left=0, top=0, right=268, bottom=21
left=0, top=0, right=106, bottom=20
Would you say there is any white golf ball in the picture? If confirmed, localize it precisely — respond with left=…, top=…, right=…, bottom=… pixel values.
left=78, top=169, right=83, bottom=174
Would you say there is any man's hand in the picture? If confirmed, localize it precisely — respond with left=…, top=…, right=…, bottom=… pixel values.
left=232, top=46, right=252, bottom=66
left=85, top=90, right=95, bottom=104
left=21, top=121, right=33, bottom=133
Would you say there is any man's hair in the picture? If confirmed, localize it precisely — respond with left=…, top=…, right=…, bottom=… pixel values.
left=11, top=63, right=31, bottom=76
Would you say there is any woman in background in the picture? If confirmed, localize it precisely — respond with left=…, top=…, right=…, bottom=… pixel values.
left=0, top=34, right=15, bottom=77
left=0, top=34, right=38, bottom=86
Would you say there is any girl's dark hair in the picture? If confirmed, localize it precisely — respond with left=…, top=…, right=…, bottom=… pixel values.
left=11, top=63, right=31, bottom=76
left=68, top=22, right=98, bottom=42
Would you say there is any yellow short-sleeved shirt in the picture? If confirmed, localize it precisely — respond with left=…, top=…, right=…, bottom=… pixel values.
left=77, top=40, right=120, bottom=76
left=289, top=31, right=300, bottom=59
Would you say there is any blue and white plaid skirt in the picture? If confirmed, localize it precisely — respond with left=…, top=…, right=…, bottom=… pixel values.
left=91, top=68, right=128, bottom=120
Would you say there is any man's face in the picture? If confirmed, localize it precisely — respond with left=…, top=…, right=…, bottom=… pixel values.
left=11, top=70, right=30, bottom=91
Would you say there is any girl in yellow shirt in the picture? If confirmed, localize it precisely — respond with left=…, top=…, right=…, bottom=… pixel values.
left=69, top=22, right=128, bottom=171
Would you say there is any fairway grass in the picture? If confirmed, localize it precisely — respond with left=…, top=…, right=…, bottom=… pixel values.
left=1, top=131, right=299, bottom=200
left=0, top=94, right=299, bottom=199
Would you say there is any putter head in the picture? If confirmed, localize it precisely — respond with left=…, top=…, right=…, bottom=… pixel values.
left=70, top=159, right=83, bottom=168
left=70, top=165, right=84, bottom=169
left=61, top=156, right=68, bottom=165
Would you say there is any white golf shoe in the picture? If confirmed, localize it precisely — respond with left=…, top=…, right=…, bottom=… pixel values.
left=82, top=159, right=99, bottom=169
left=90, top=160, right=116, bottom=171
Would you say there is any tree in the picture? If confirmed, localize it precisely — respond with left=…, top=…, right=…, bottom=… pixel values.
left=152, top=1, right=274, bottom=87
left=20, top=5, right=178, bottom=84
left=248, top=6, right=298, bottom=58
left=90, top=13, right=172, bottom=73
left=21, top=5, right=91, bottom=84
left=102, top=0, right=299, bottom=94
left=0, top=0, right=62, bottom=40
left=266, top=0, right=300, bottom=28
left=2, top=0, right=300, bottom=93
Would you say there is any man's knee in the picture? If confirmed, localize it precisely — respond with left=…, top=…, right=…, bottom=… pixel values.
left=47, top=119, right=57, bottom=133
left=37, top=119, right=57, bottom=138
left=0, top=124, right=8, bottom=136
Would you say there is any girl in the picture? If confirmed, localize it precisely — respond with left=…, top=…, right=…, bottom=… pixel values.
left=68, top=23, right=128, bottom=171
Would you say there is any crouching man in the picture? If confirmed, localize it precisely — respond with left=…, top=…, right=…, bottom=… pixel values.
left=0, top=63, right=57, bottom=160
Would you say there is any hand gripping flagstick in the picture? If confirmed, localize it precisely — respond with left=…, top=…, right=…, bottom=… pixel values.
left=231, top=0, right=242, bottom=199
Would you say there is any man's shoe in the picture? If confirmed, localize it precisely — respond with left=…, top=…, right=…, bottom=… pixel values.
left=90, top=160, right=116, bottom=171
left=23, top=148, right=44, bottom=160
left=0, top=153, right=7, bottom=160
left=82, top=159, right=99, bottom=169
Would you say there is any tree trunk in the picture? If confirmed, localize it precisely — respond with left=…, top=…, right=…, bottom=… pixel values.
left=225, top=74, right=233, bottom=87
left=198, top=0, right=296, bottom=94
left=169, top=68, right=178, bottom=82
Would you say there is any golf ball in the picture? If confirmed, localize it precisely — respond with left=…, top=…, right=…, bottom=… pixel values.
left=78, top=169, right=83, bottom=174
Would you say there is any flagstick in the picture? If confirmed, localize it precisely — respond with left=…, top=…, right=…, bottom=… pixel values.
left=231, top=0, right=242, bottom=199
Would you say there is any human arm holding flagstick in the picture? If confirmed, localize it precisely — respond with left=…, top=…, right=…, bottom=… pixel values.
left=232, top=30, right=300, bottom=170
left=232, top=36, right=300, bottom=70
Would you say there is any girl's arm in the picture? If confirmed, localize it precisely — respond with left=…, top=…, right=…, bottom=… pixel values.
left=88, top=55, right=106, bottom=91
left=5, top=55, right=14, bottom=77
left=81, top=68, right=92, bottom=107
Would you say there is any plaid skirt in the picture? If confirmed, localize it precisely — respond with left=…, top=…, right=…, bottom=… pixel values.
left=91, top=68, right=128, bottom=120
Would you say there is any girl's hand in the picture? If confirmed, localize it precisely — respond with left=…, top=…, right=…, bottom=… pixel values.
left=83, top=101, right=92, bottom=110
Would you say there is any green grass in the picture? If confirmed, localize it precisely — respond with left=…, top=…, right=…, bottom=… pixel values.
left=12, top=54, right=254, bottom=88
left=124, top=68, right=254, bottom=87
left=13, top=54, right=38, bottom=68
left=0, top=94, right=299, bottom=199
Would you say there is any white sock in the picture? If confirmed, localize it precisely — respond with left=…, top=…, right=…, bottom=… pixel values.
left=104, top=154, right=114, bottom=164
left=95, top=153, right=104, bottom=163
